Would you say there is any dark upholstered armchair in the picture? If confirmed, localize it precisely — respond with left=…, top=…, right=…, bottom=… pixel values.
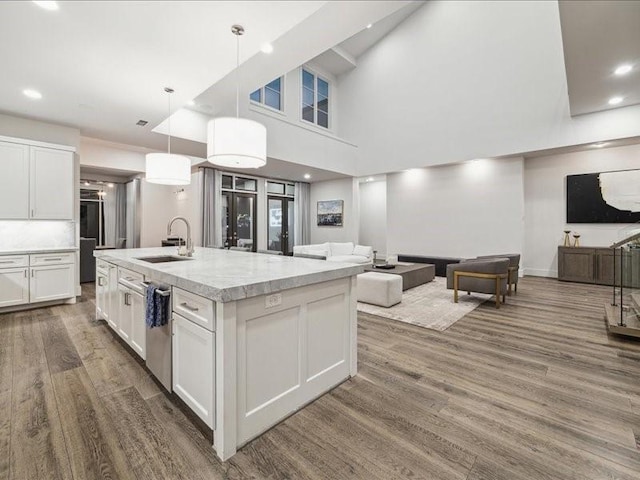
left=446, top=258, right=510, bottom=308
left=476, top=254, right=520, bottom=294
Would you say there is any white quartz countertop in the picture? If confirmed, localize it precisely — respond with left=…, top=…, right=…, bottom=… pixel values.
left=95, top=247, right=364, bottom=302
left=0, top=246, right=78, bottom=255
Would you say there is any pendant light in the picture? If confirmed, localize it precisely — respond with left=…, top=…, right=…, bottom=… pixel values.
left=146, top=87, right=191, bottom=185
left=207, top=25, right=267, bottom=169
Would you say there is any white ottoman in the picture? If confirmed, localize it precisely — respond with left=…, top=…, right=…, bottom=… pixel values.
left=357, top=272, right=402, bottom=307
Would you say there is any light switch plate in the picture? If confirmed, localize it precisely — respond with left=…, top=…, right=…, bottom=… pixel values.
left=265, top=293, right=282, bottom=309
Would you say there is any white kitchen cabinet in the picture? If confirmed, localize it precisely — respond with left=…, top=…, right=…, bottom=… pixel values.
left=130, top=290, right=146, bottom=360
left=0, top=141, right=30, bottom=219
left=29, top=264, right=75, bottom=303
left=117, top=284, right=133, bottom=343
left=0, top=267, right=30, bottom=308
left=96, top=267, right=108, bottom=320
left=29, top=146, right=74, bottom=220
left=106, top=264, right=118, bottom=331
left=172, top=313, right=215, bottom=428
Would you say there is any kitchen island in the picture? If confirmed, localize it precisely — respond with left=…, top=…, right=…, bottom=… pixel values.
left=94, top=246, right=363, bottom=461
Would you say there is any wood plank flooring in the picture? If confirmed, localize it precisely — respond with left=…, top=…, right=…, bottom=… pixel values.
left=1, top=277, right=639, bottom=479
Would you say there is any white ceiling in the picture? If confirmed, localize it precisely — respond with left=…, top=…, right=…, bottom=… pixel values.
left=0, top=0, right=325, bottom=156
left=204, top=157, right=350, bottom=184
left=559, top=0, right=640, bottom=116
left=310, top=2, right=425, bottom=77
left=0, top=0, right=416, bottom=162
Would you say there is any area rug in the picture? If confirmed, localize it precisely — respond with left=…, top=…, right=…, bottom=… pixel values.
left=357, top=277, right=491, bottom=331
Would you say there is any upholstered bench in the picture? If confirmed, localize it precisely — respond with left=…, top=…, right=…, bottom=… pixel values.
left=357, top=272, right=402, bottom=308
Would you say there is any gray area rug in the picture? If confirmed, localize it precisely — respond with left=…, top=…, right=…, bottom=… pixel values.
left=357, top=277, right=491, bottom=331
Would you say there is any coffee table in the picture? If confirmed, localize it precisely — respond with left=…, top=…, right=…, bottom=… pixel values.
left=363, top=263, right=435, bottom=290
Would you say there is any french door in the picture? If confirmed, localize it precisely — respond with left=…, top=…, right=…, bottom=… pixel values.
left=267, top=196, right=295, bottom=255
left=222, top=192, right=257, bottom=251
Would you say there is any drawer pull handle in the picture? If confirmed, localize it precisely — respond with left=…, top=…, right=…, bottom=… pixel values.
left=44, top=258, right=62, bottom=262
left=0, top=260, right=14, bottom=264
left=180, top=302, right=199, bottom=312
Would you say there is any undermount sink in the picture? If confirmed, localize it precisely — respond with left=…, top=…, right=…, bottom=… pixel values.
left=136, top=255, right=193, bottom=263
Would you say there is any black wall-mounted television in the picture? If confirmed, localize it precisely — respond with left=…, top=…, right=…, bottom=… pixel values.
left=566, top=170, right=640, bottom=224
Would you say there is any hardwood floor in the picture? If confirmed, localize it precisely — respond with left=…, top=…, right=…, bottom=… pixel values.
left=1, top=277, right=639, bottom=479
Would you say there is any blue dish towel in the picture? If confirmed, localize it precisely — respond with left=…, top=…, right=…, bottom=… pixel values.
left=145, top=284, right=169, bottom=328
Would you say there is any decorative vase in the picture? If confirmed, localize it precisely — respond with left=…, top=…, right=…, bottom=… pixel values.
left=563, top=230, right=571, bottom=246
left=573, top=234, right=580, bottom=247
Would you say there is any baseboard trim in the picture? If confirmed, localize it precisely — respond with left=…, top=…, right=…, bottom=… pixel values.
left=524, top=268, right=557, bottom=278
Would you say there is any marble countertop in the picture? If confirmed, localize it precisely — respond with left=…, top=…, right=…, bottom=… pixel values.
left=95, top=247, right=364, bottom=302
left=0, top=246, right=79, bottom=255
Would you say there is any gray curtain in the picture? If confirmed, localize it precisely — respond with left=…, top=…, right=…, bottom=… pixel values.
left=203, top=168, right=223, bottom=247
left=125, top=179, right=141, bottom=248
left=114, top=183, right=127, bottom=248
left=103, top=188, right=116, bottom=247
left=294, top=182, right=310, bottom=245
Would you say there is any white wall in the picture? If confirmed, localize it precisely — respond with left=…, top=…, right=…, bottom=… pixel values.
left=359, top=179, right=387, bottom=258
left=79, top=137, right=148, bottom=173
left=524, top=143, right=640, bottom=277
left=310, top=177, right=359, bottom=244
left=386, top=158, right=525, bottom=260
left=338, top=1, right=640, bottom=176
left=139, top=170, right=203, bottom=248
left=0, top=112, right=80, bottom=148
left=200, top=64, right=359, bottom=177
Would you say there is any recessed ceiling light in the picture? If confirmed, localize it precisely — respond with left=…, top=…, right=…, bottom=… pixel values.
left=591, top=142, right=609, bottom=148
left=366, top=23, right=372, bottom=29
left=608, top=96, right=624, bottom=105
left=303, top=173, right=311, bottom=180
left=261, top=43, right=274, bottom=54
left=23, top=89, right=42, bottom=99
left=136, top=119, right=148, bottom=126
left=107, top=183, right=114, bottom=188
left=614, top=64, right=633, bottom=76
left=33, top=1, right=58, bottom=10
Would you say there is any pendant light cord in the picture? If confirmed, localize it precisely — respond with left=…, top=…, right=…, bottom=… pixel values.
left=167, top=89, right=171, bottom=154
left=236, top=32, right=240, bottom=119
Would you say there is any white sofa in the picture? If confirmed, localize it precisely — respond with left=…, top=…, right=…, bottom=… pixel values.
left=293, top=242, right=373, bottom=264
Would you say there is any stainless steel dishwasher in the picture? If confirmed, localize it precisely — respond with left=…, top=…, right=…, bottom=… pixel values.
left=142, top=281, right=173, bottom=392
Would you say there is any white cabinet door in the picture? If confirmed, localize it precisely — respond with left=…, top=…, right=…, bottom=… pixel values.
left=106, top=265, right=118, bottom=331
left=29, top=264, right=75, bottom=303
left=172, top=313, right=215, bottom=428
left=0, top=141, right=30, bottom=219
left=130, top=291, right=146, bottom=360
left=117, top=285, right=133, bottom=343
left=0, top=267, right=29, bottom=307
left=30, top=146, right=74, bottom=220
left=96, top=269, right=108, bottom=320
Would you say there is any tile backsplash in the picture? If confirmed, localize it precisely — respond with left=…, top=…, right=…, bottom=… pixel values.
left=0, top=221, right=76, bottom=250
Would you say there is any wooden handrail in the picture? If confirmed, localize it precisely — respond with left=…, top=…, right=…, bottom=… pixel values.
left=610, top=230, right=640, bottom=249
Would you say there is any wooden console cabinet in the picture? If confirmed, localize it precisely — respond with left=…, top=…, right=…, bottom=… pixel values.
left=558, top=246, right=619, bottom=285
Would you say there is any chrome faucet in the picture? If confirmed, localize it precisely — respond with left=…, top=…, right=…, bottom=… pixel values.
left=167, top=216, right=194, bottom=257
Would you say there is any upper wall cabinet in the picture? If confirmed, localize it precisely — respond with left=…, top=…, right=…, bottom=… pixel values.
left=0, top=138, right=74, bottom=221
left=0, top=141, right=30, bottom=219
left=30, top=146, right=74, bottom=219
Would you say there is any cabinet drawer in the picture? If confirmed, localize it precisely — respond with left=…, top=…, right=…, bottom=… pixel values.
left=97, top=259, right=112, bottom=271
left=118, top=267, right=143, bottom=283
left=172, top=287, right=215, bottom=331
left=0, top=255, right=29, bottom=268
left=30, top=252, right=74, bottom=266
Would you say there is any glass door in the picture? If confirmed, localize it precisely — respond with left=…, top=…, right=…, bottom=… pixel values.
left=267, top=196, right=295, bottom=255
left=223, top=192, right=257, bottom=251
